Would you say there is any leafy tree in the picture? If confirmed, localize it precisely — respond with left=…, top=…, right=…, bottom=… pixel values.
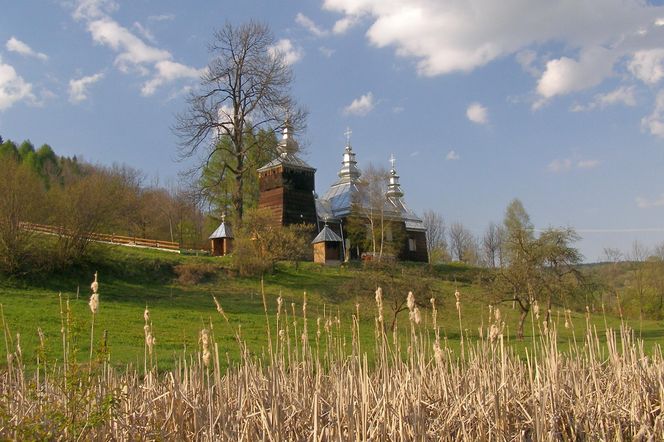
left=488, top=199, right=581, bottom=339
left=48, top=170, right=131, bottom=267
left=199, top=127, right=277, bottom=220
left=629, top=240, right=649, bottom=333
left=537, top=227, right=583, bottom=321
left=344, top=164, right=406, bottom=261
left=0, top=139, right=18, bottom=160
left=232, top=208, right=312, bottom=275
left=18, top=140, right=35, bottom=159
left=0, top=157, right=45, bottom=273
left=175, top=21, right=305, bottom=222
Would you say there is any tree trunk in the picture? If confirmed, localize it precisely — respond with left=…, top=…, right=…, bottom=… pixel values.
left=517, top=308, right=528, bottom=340
left=234, top=151, right=244, bottom=221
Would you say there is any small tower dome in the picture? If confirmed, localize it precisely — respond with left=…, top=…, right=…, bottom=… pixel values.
left=386, top=154, right=404, bottom=199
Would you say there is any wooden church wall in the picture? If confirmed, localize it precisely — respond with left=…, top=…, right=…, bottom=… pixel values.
left=258, top=165, right=317, bottom=228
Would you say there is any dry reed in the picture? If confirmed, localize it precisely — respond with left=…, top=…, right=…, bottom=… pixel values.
left=0, top=285, right=663, bottom=440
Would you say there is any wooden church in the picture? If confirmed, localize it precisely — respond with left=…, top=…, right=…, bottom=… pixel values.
left=250, top=124, right=428, bottom=263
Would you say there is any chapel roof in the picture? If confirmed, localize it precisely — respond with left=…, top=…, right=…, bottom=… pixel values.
left=209, top=216, right=233, bottom=239
left=315, top=135, right=425, bottom=231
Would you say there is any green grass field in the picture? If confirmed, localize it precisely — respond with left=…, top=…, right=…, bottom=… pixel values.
left=1, top=241, right=663, bottom=371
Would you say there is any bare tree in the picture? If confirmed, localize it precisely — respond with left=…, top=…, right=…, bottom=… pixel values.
left=422, top=209, right=448, bottom=263
left=653, top=242, right=664, bottom=261
left=174, top=21, right=305, bottom=221
left=346, top=164, right=399, bottom=261
left=603, top=247, right=624, bottom=318
left=448, top=221, right=475, bottom=263
left=630, top=240, right=649, bottom=335
left=481, top=222, right=503, bottom=268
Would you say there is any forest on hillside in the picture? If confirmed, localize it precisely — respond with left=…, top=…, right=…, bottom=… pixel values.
left=0, top=136, right=208, bottom=273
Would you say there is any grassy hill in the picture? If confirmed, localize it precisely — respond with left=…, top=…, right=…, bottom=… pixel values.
left=0, top=241, right=662, bottom=371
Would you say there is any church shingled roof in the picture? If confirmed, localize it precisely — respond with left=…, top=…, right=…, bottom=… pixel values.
left=209, top=220, right=233, bottom=239
left=257, top=153, right=315, bottom=172
left=257, top=123, right=315, bottom=173
left=312, top=225, right=343, bottom=244
left=316, top=139, right=426, bottom=232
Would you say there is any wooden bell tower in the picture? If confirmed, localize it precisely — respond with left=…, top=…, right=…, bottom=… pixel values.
left=257, top=124, right=317, bottom=227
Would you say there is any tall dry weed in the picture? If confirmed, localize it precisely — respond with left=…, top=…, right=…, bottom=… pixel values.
left=0, top=285, right=663, bottom=440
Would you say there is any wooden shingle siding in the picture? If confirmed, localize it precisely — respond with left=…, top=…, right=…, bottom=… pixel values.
left=258, top=165, right=317, bottom=228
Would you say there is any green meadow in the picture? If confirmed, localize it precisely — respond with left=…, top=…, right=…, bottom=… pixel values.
left=1, top=241, right=662, bottom=371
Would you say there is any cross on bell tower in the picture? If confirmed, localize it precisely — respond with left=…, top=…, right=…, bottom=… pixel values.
left=386, top=153, right=403, bottom=199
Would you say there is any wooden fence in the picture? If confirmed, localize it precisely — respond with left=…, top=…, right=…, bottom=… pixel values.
left=20, top=222, right=181, bottom=252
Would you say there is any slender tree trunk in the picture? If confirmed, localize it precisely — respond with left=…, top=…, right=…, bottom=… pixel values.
left=517, top=307, right=528, bottom=340
left=379, top=213, right=384, bottom=261
left=234, top=153, right=244, bottom=222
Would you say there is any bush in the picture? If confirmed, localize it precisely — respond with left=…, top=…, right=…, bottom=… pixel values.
left=174, top=263, right=218, bottom=285
left=231, top=208, right=314, bottom=276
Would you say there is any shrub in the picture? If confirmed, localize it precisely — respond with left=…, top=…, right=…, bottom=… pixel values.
left=174, top=262, right=217, bottom=284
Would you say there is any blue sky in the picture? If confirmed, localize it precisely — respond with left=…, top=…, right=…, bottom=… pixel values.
left=3, top=0, right=664, bottom=261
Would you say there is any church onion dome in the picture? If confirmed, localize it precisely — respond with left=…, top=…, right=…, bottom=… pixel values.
left=386, top=155, right=404, bottom=199
left=277, top=122, right=299, bottom=156
left=337, top=128, right=361, bottom=183
left=257, top=121, right=315, bottom=172
left=338, top=145, right=362, bottom=182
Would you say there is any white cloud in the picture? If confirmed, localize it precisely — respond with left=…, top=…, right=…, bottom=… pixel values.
left=548, top=158, right=572, bottom=173
left=268, top=39, right=303, bottom=66
left=319, top=46, right=335, bottom=58
left=636, top=194, right=664, bottom=208
left=642, top=89, right=664, bottom=138
left=132, top=22, right=156, bottom=44
left=141, top=60, right=201, bottom=96
left=71, top=0, right=200, bottom=96
left=446, top=150, right=460, bottom=161
left=466, top=102, right=488, bottom=125
left=0, top=57, right=35, bottom=111
left=296, top=13, right=328, bottom=37
left=536, top=47, right=616, bottom=102
left=73, top=0, right=118, bottom=21
left=87, top=18, right=171, bottom=72
left=333, top=14, right=360, bottom=34
left=571, top=86, right=637, bottom=112
left=6, top=37, right=48, bottom=61
left=548, top=158, right=600, bottom=172
left=148, top=14, right=175, bottom=22
left=68, top=72, right=104, bottom=103
left=516, top=49, right=540, bottom=77
left=322, top=0, right=664, bottom=104
left=577, top=159, right=600, bottom=169
left=629, top=49, right=664, bottom=85
left=343, top=92, right=374, bottom=116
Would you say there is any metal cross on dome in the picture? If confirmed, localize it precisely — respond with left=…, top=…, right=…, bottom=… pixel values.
left=344, top=127, right=352, bottom=145
left=389, top=153, right=396, bottom=170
